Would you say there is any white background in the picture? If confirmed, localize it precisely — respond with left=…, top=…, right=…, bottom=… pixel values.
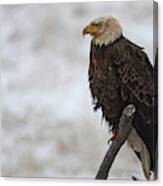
left=0, top=0, right=162, bottom=185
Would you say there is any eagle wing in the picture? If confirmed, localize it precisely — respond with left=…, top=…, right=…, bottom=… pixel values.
left=112, top=38, right=156, bottom=170
left=113, top=40, right=154, bottom=108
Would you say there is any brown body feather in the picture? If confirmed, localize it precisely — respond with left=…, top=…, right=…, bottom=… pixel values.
left=89, top=36, right=157, bottom=172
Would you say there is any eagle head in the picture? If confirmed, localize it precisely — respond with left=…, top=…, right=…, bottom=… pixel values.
left=83, top=16, right=123, bottom=46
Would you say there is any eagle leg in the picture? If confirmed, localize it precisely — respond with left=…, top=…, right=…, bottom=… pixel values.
left=107, top=118, right=119, bottom=144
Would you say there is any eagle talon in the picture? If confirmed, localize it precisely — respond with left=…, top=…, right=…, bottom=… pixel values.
left=108, top=131, right=118, bottom=144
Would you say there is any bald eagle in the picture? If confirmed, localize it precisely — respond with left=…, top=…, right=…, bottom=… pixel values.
left=83, top=17, right=157, bottom=180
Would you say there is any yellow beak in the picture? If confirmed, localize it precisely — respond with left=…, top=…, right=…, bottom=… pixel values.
left=82, top=25, right=98, bottom=36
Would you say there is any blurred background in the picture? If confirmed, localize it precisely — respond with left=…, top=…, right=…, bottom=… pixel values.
left=1, top=0, right=154, bottom=180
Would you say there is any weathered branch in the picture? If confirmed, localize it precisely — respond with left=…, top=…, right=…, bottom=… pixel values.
left=95, top=104, right=136, bottom=180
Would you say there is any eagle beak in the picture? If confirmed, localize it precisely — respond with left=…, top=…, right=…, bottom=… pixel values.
left=82, top=25, right=97, bottom=37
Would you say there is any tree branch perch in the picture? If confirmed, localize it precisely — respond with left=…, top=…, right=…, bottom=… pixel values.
left=95, top=104, right=136, bottom=180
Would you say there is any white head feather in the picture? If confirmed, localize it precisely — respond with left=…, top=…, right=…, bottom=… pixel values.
left=90, top=16, right=123, bottom=46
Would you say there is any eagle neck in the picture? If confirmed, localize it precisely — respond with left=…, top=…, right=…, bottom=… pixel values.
left=93, top=35, right=124, bottom=48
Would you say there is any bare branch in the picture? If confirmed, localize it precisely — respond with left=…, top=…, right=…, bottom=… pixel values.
left=95, top=104, right=136, bottom=180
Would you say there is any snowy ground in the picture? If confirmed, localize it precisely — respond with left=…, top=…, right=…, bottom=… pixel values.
left=1, top=0, right=154, bottom=180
